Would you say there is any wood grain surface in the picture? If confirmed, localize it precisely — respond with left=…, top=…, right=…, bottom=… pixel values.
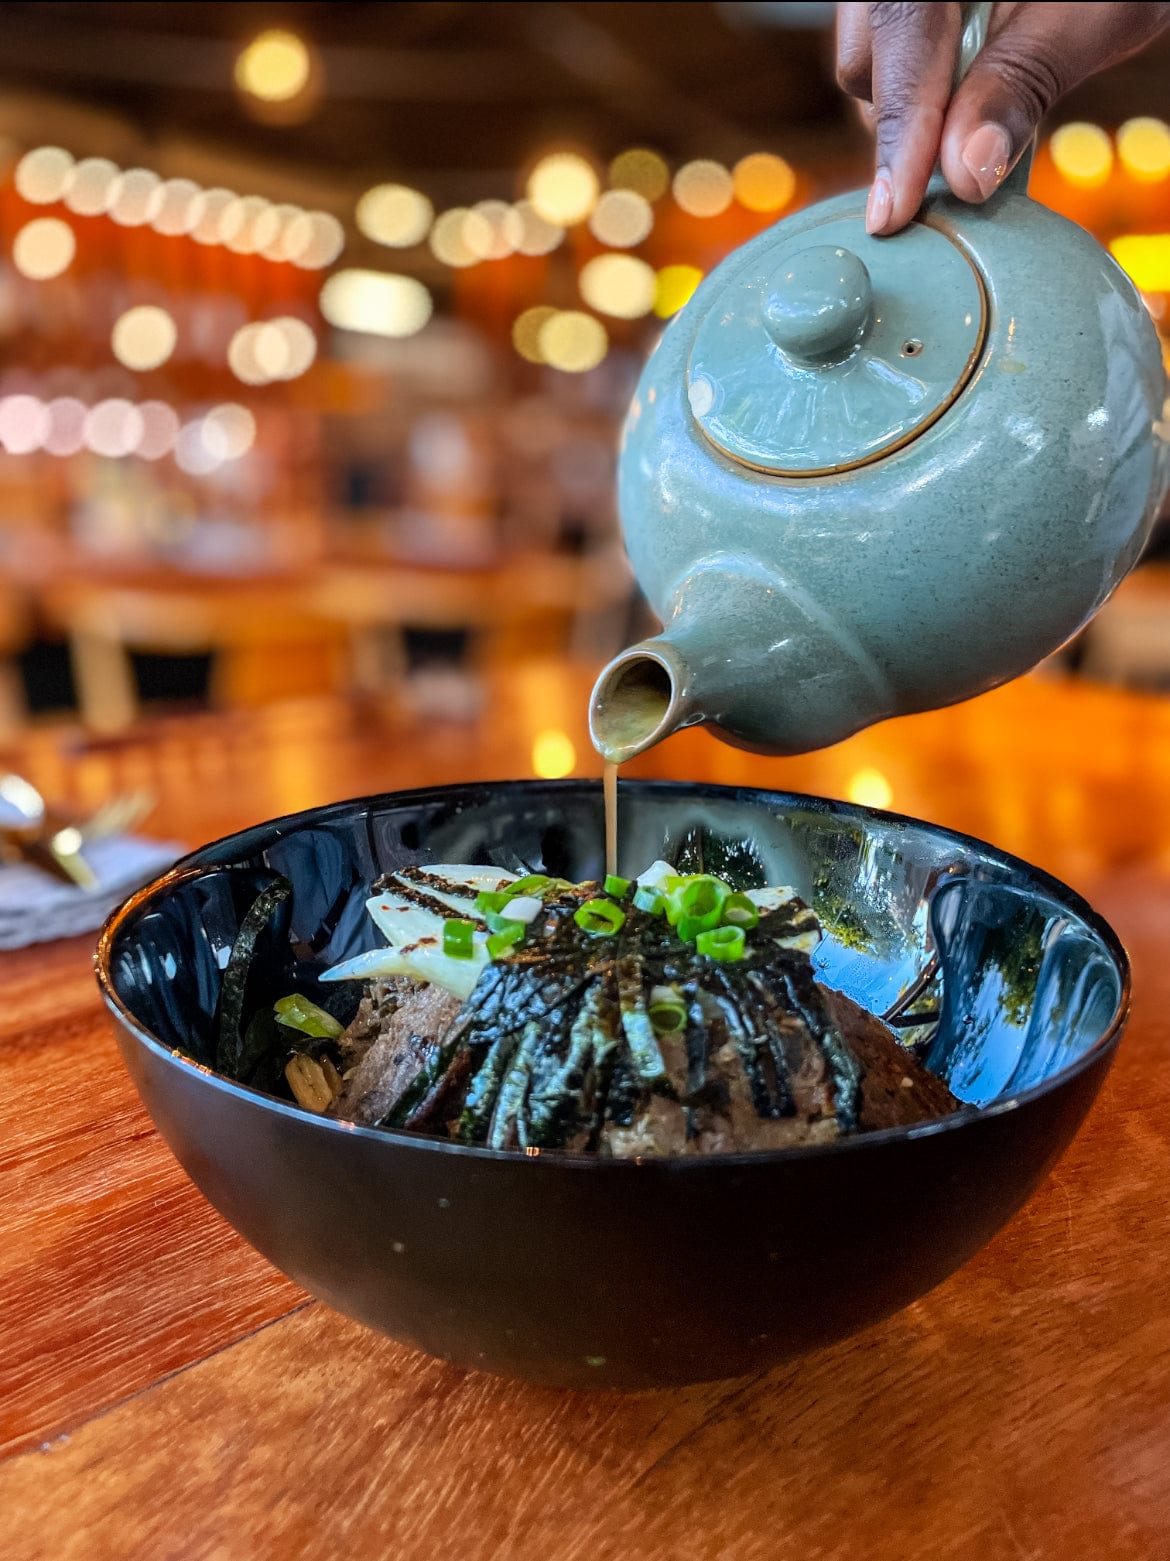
left=2, top=665, right=1169, bottom=1560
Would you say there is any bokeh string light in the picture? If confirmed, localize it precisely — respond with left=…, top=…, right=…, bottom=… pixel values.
left=608, top=148, right=670, bottom=202
left=0, top=393, right=253, bottom=467
left=356, top=184, right=434, bottom=247
left=112, top=306, right=178, bottom=371
left=579, top=254, right=656, bottom=319
left=235, top=30, right=312, bottom=104
left=463, top=200, right=515, bottom=262
left=319, top=269, right=433, bottom=338
left=502, top=201, right=563, bottom=256
left=589, top=189, right=654, bottom=248
left=11, top=146, right=343, bottom=269
left=673, top=160, right=734, bottom=217
left=429, top=208, right=479, bottom=268
left=12, top=218, right=76, bottom=280
left=537, top=311, right=608, bottom=373
left=527, top=153, right=599, bottom=226
left=512, top=306, right=558, bottom=364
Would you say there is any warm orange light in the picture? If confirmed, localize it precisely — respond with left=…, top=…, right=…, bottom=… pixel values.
left=1117, top=118, right=1170, bottom=183
left=653, top=264, right=703, bottom=318
left=846, top=768, right=894, bottom=809
left=733, top=152, right=796, bottom=213
left=1109, top=234, right=1170, bottom=293
left=532, top=730, right=576, bottom=778
left=1049, top=122, right=1113, bottom=189
left=235, top=30, right=311, bottom=102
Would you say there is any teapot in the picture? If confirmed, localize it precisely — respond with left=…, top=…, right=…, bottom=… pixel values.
left=590, top=2, right=1170, bottom=763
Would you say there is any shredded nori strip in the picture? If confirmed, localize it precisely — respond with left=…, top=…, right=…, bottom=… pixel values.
left=216, top=877, right=292, bottom=1075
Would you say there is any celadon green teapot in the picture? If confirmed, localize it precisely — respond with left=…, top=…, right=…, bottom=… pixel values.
left=590, top=4, right=1170, bottom=762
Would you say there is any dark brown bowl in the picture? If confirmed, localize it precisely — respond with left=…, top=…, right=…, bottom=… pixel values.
left=97, top=780, right=1128, bottom=1388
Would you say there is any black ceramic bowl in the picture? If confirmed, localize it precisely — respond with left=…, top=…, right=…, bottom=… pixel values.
left=98, top=781, right=1129, bottom=1389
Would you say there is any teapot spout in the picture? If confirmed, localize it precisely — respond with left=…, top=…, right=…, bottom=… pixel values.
left=590, top=556, right=900, bottom=760
left=589, top=642, right=697, bottom=763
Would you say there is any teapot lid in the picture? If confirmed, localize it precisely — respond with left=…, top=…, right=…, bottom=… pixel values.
left=686, top=214, right=987, bottom=477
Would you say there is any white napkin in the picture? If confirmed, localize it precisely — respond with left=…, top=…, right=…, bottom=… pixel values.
left=0, top=835, right=183, bottom=950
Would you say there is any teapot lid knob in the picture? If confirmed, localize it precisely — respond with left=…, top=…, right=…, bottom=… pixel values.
left=763, top=245, right=873, bottom=364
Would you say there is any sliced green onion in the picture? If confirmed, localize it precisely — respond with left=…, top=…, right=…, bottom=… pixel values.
left=696, top=925, right=746, bottom=962
left=647, top=985, right=686, bottom=1032
left=507, top=874, right=554, bottom=897
left=485, top=911, right=525, bottom=937
left=721, top=892, right=760, bottom=930
left=604, top=874, right=631, bottom=898
left=487, top=923, right=525, bottom=958
left=668, top=875, right=728, bottom=934
left=633, top=887, right=665, bottom=916
left=273, top=993, right=343, bottom=1039
left=443, top=918, right=477, bottom=959
left=574, top=898, right=626, bottom=937
left=474, top=889, right=511, bottom=915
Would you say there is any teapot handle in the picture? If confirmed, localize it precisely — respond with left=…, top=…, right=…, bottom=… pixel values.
left=956, top=0, right=1035, bottom=196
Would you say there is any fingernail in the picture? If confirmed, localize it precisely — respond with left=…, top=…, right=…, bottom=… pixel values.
left=865, top=171, right=893, bottom=235
left=962, top=123, right=1012, bottom=199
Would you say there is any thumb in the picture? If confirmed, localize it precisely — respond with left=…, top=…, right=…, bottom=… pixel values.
left=941, top=2, right=1170, bottom=202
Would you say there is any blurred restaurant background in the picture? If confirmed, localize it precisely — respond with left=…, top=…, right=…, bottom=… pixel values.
left=0, top=0, right=1169, bottom=763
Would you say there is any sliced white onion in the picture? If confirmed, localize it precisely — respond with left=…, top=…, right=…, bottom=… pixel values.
left=635, top=859, right=675, bottom=890
left=504, top=895, right=543, bottom=924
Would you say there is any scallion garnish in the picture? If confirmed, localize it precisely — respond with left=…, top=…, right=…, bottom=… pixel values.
left=273, top=994, right=343, bottom=1039
left=442, top=918, right=477, bottom=959
left=668, top=875, right=728, bottom=936
left=604, top=873, right=631, bottom=897
left=574, top=898, right=626, bottom=936
left=487, top=923, right=525, bottom=958
left=721, top=892, right=760, bottom=930
left=633, top=886, right=665, bottom=915
left=507, top=874, right=554, bottom=897
left=485, top=910, right=525, bottom=937
left=695, top=924, right=746, bottom=961
left=474, top=889, right=511, bottom=915
left=647, top=985, right=686, bottom=1032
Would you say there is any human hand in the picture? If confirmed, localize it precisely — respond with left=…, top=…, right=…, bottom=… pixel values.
left=836, top=2, right=1170, bottom=234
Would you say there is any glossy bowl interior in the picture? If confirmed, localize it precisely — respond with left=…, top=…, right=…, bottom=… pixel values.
left=98, top=780, right=1129, bottom=1388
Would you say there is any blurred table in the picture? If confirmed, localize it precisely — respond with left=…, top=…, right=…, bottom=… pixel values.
left=2, top=666, right=1169, bottom=1560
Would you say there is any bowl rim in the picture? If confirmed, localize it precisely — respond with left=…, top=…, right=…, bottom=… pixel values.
left=95, top=777, right=1131, bottom=1171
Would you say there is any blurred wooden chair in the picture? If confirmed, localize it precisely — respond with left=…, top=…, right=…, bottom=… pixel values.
left=39, top=576, right=347, bottom=732
left=1079, top=565, right=1170, bottom=690
left=0, top=577, right=32, bottom=735
left=310, top=548, right=635, bottom=694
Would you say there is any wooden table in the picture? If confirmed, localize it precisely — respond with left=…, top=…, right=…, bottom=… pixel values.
left=2, top=664, right=1169, bottom=1561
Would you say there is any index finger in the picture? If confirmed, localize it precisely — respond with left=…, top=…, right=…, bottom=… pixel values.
left=867, top=2, right=962, bottom=234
